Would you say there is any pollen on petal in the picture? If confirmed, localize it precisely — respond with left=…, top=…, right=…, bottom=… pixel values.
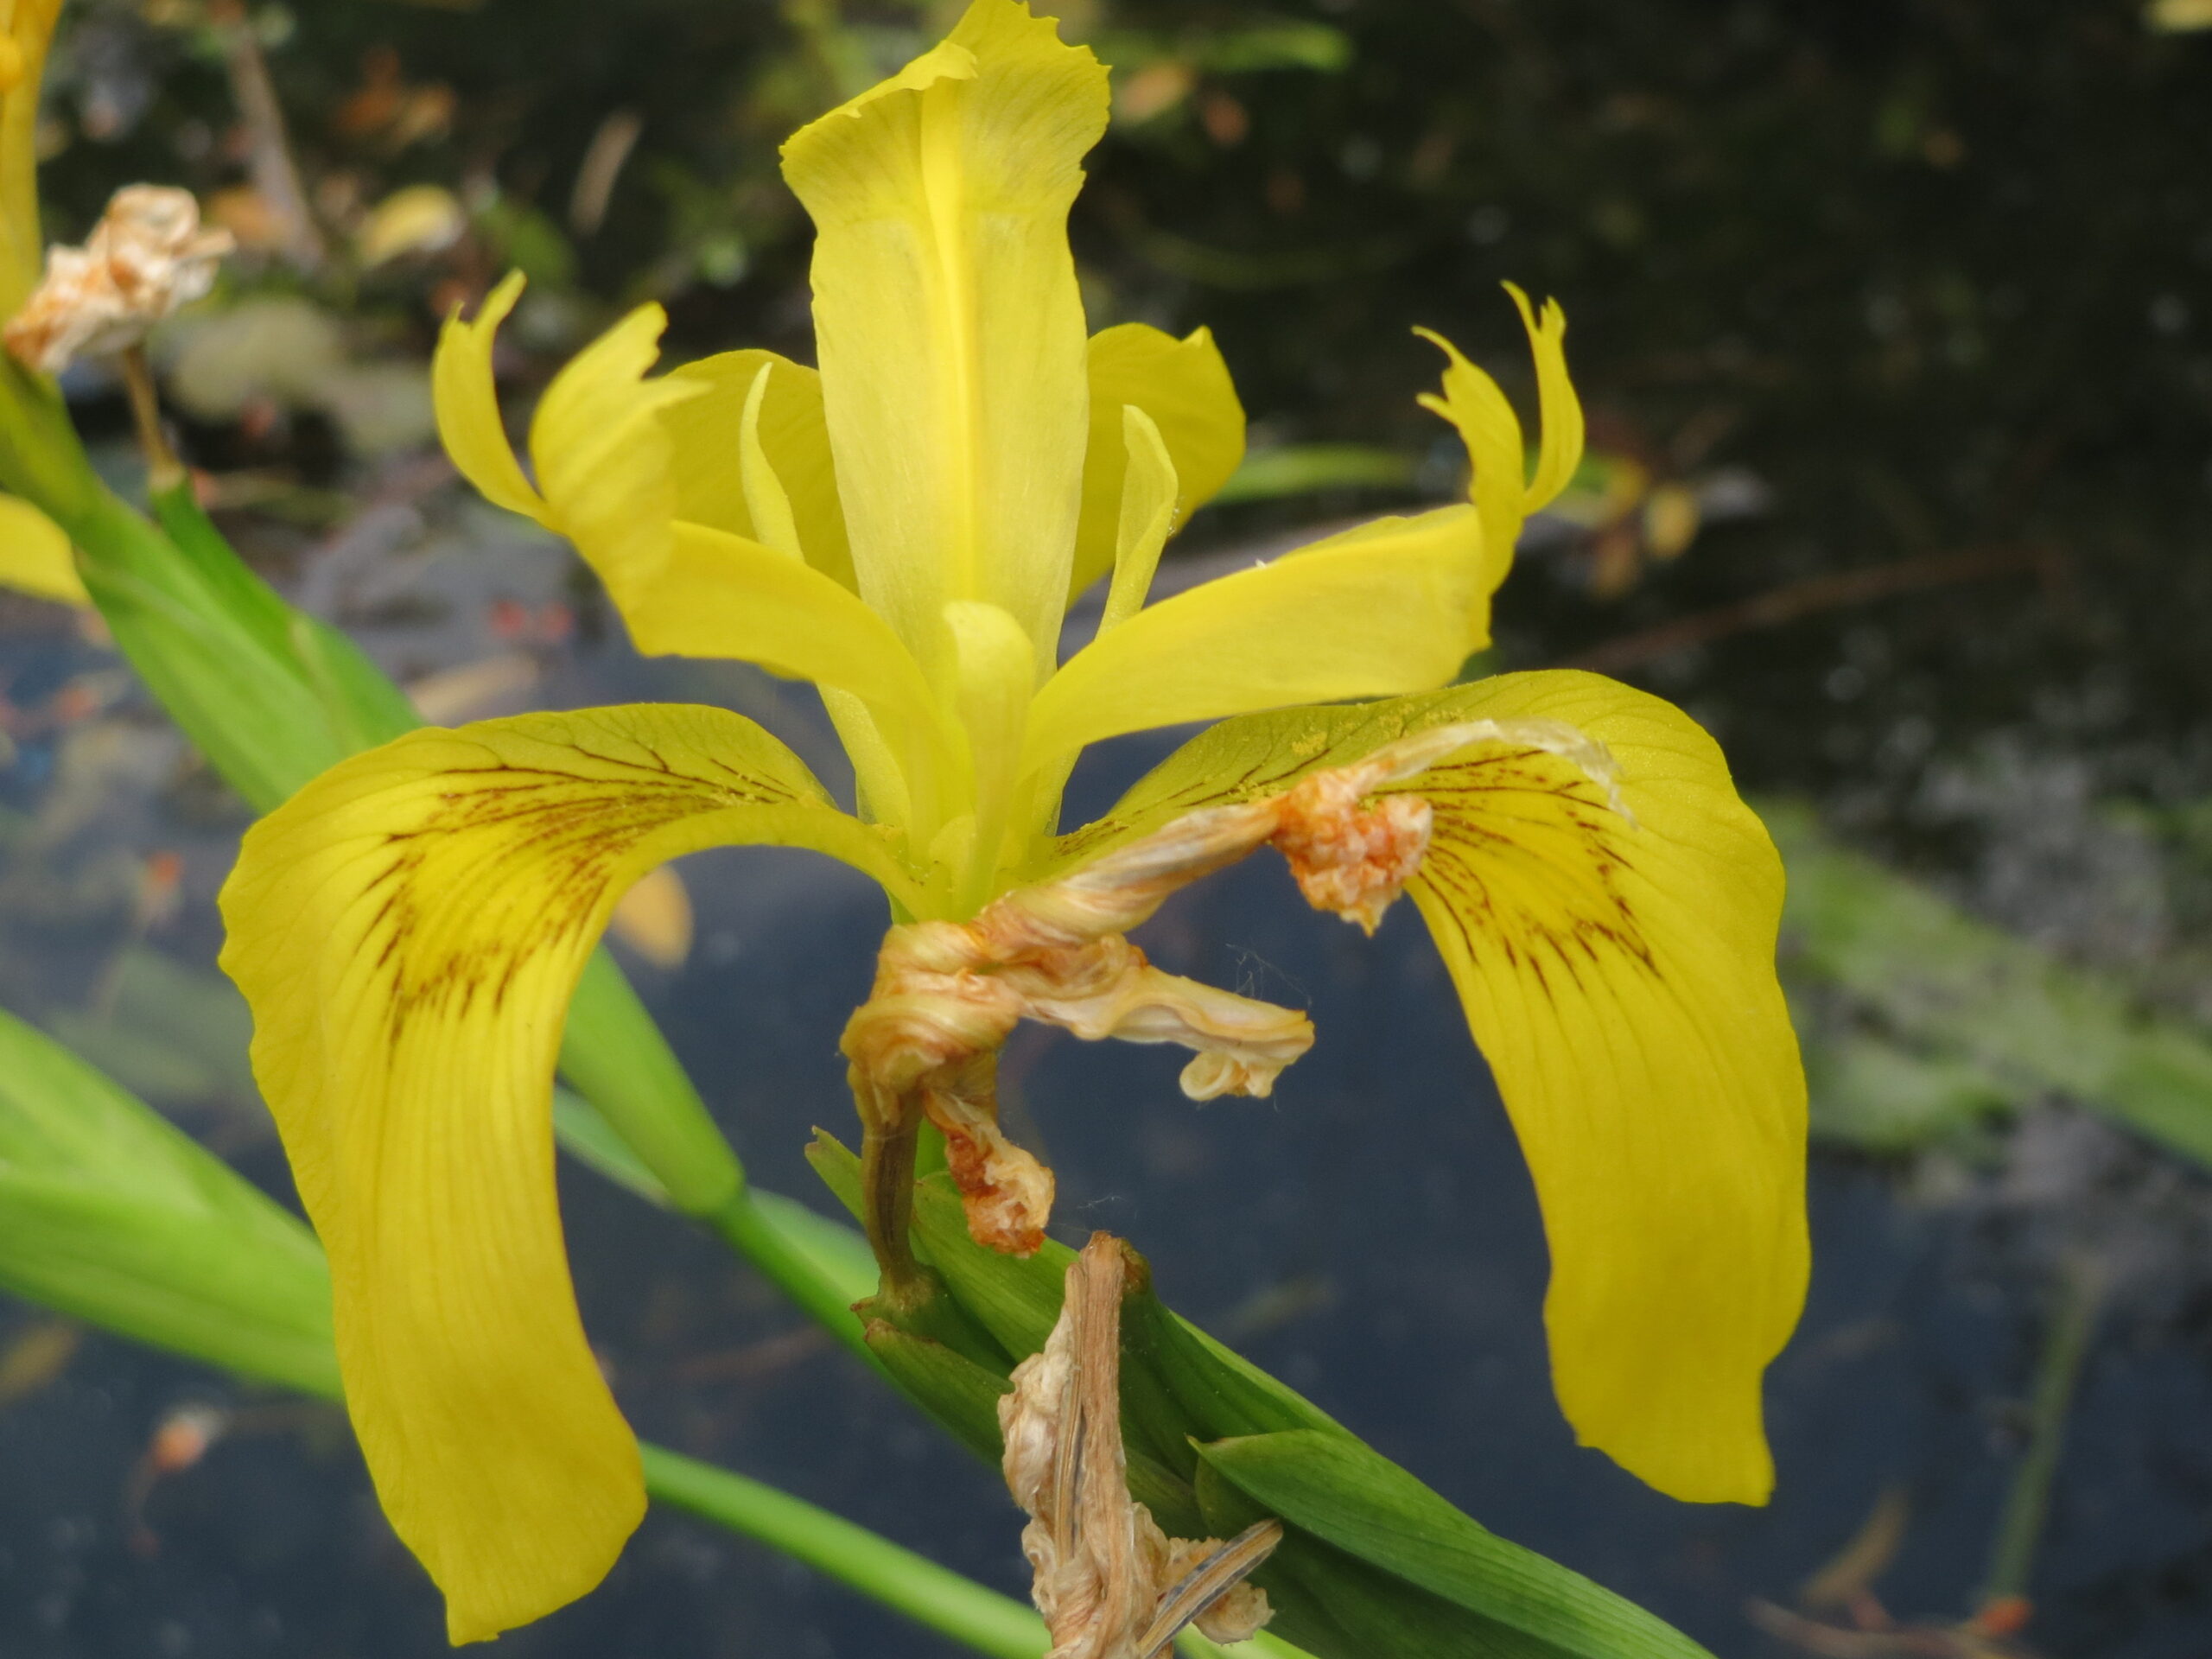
left=1269, top=769, right=1435, bottom=936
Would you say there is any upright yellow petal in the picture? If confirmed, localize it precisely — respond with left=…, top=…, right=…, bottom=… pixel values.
left=1096, top=404, right=1177, bottom=633
left=1415, top=287, right=1586, bottom=598
left=1020, top=505, right=1486, bottom=774
left=432, top=273, right=548, bottom=524
left=529, top=302, right=706, bottom=607
left=1415, top=327, right=1524, bottom=575
left=780, top=0, right=1108, bottom=678
left=218, top=706, right=915, bottom=1642
left=1507, top=283, right=1585, bottom=511
left=944, top=597, right=1035, bottom=890
left=0, top=493, right=87, bottom=605
left=1065, top=672, right=1807, bottom=1503
left=1069, top=322, right=1245, bottom=601
left=626, top=524, right=963, bottom=842
left=0, top=0, right=62, bottom=318
left=662, top=347, right=856, bottom=590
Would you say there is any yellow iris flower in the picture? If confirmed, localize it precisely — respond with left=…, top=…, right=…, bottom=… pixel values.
left=218, top=0, right=1806, bottom=1642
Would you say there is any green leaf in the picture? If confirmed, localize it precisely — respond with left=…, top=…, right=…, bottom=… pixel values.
left=0, top=1001, right=340, bottom=1397
left=860, top=1322, right=1010, bottom=1463
left=1768, top=799, right=2212, bottom=1168
left=0, top=1167, right=341, bottom=1399
left=1198, top=1431, right=1713, bottom=1659
left=1213, top=443, right=1419, bottom=505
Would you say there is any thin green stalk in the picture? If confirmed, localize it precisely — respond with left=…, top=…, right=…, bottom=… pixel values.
left=1980, top=1252, right=2105, bottom=1610
left=705, top=1185, right=881, bottom=1364
left=639, top=1444, right=1048, bottom=1658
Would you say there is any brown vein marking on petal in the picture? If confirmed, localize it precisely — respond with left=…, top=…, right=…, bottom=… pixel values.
left=998, top=1236, right=1281, bottom=1659
left=1407, top=744, right=1659, bottom=994
left=363, top=735, right=806, bottom=1035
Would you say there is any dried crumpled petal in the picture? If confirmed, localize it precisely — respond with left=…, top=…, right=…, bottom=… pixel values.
left=1001, top=1234, right=1281, bottom=1659
left=842, top=717, right=1624, bottom=1254
left=4, top=185, right=234, bottom=374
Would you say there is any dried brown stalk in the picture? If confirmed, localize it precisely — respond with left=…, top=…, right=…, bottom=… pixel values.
left=1001, top=1234, right=1281, bottom=1659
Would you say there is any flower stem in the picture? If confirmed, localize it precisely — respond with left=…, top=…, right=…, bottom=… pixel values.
left=1980, top=1250, right=2105, bottom=1612
left=639, top=1444, right=1047, bottom=1658
left=118, top=344, right=184, bottom=493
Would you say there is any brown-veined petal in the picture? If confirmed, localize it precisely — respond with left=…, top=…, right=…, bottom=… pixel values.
left=1054, top=671, right=1807, bottom=1503
left=218, top=705, right=919, bottom=1642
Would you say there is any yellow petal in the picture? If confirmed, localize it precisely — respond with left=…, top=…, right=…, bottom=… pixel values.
left=626, top=523, right=963, bottom=842
left=1506, top=283, right=1585, bottom=511
left=780, top=0, right=1108, bottom=677
left=1067, top=671, right=1807, bottom=1503
left=218, top=706, right=915, bottom=1641
left=432, top=272, right=547, bottom=524
left=944, top=598, right=1035, bottom=890
left=0, top=0, right=63, bottom=317
left=607, top=864, right=693, bottom=969
left=1408, top=675, right=1800, bottom=1502
left=1020, top=505, right=1485, bottom=774
left=528, top=302, right=707, bottom=608
left=738, top=363, right=803, bottom=558
left=1414, top=286, right=1586, bottom=597
left=1097, top=404, right=1177, bottom=632
left=1070, top=322, right=1245, bottom=600
left=663, top=347, right=855, bottom=589
left=0, top=493, right=87, bottom=606
left=1414, top=327, right=1526, bottom=587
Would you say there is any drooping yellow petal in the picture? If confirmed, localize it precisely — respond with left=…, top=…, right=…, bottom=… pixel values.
left=1097, top=404, right=1177, bottom=633
left=662, top=348, right=855, bottom=590
left=1069, top=322, right=1245, bottom=601
left=780, top=0, right=1108, bottom=677
left=0, top=0, right=63, bottom=317
left=1062, top=671, right=1807, bottom=1504
left=1415, top=287, right=1586, bottom=599
left=1020, top=505, right=1486, bottom=775
left=218, top=706, right=918, bottom=1643
left=432, top=272, right=547, bottom=524
left=625, top=523, right=963, bottom=842
left=0, top=493, right=87, bottom=606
